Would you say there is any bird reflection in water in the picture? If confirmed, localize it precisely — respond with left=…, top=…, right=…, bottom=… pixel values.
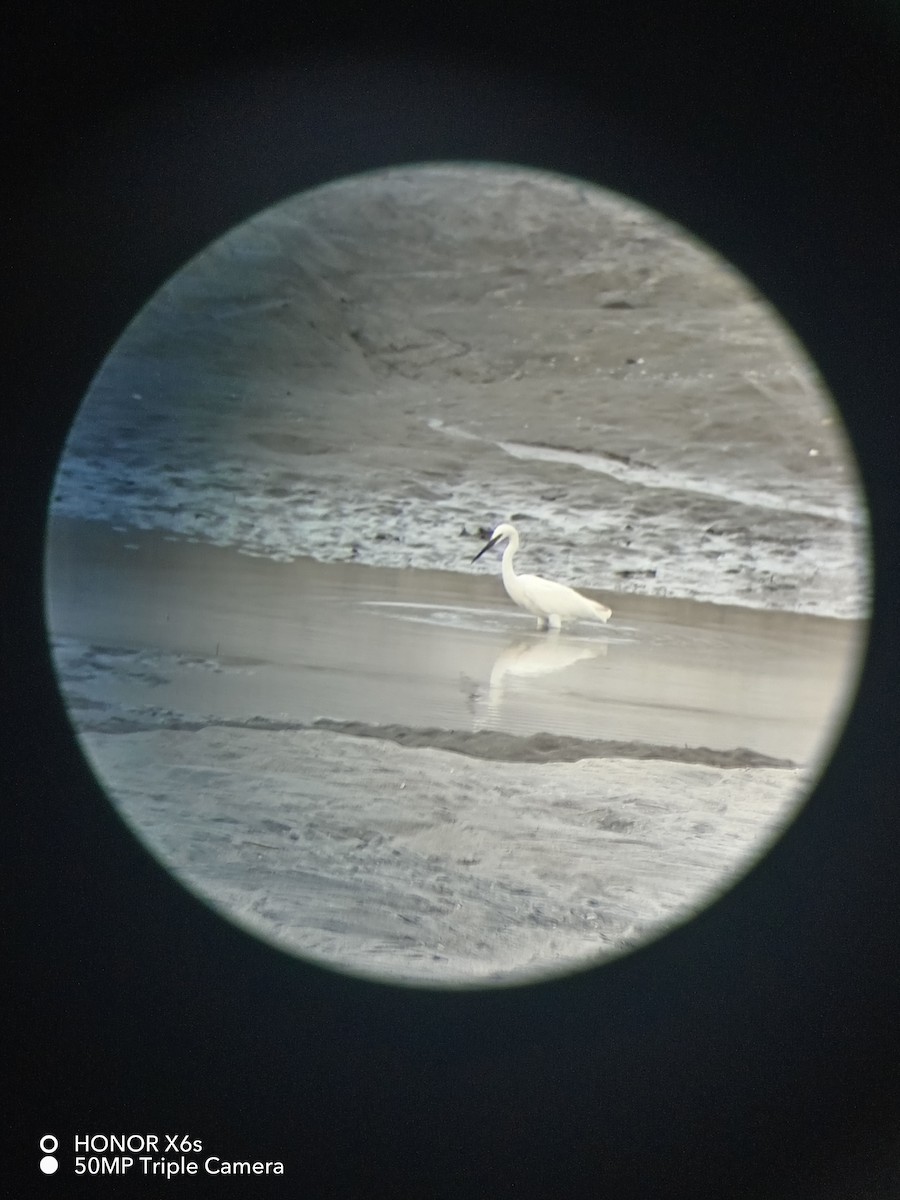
left=472, top=632, right=608, bottom=731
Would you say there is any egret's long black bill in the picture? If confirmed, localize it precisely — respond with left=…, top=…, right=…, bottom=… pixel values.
left=471, top=534, right=501, bottom=563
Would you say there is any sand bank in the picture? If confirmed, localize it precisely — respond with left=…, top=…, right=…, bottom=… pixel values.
left=84, top=724, right=805, bottom=986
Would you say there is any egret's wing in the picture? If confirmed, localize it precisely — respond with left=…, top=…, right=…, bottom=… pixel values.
left=519, top=574, right=611, bottom=621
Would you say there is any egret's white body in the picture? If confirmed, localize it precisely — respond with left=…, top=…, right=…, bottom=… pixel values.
left=472, top=523, right=612, bottom=630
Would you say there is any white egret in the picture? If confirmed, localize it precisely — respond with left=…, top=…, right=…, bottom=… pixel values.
left=472, top=523, right=612, bottom=630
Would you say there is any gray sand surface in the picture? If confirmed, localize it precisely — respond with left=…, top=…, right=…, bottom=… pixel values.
left=85, top=725, right=804, bottom=986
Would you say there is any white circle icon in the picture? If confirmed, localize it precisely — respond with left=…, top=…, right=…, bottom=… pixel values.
left=40, top=1135, right=58, bottom=1153
left=40, top=1156, right=59, bottom=1175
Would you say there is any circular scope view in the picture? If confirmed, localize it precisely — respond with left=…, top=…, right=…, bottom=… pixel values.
left=45, top=164, right=870, bottom=987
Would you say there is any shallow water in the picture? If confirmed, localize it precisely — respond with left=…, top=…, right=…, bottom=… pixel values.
left=47, top=518, right=862, bottom=768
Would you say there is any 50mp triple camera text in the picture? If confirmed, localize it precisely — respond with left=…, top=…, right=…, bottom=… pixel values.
left=73, top=1134, right=285, bottom=1177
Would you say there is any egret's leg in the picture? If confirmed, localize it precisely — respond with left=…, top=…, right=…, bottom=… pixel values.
left=536, top=616, right=549, bottom=631
left=548, top=614, right=562, bottom=631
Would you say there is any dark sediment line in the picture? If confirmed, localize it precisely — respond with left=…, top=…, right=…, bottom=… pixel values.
left=310, top=718, right=798, bottom=769
left=69, top=701, right=798, bottom=769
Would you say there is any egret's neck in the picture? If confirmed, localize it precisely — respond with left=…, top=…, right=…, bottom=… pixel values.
left=500, top=539, right=521, bottom=597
